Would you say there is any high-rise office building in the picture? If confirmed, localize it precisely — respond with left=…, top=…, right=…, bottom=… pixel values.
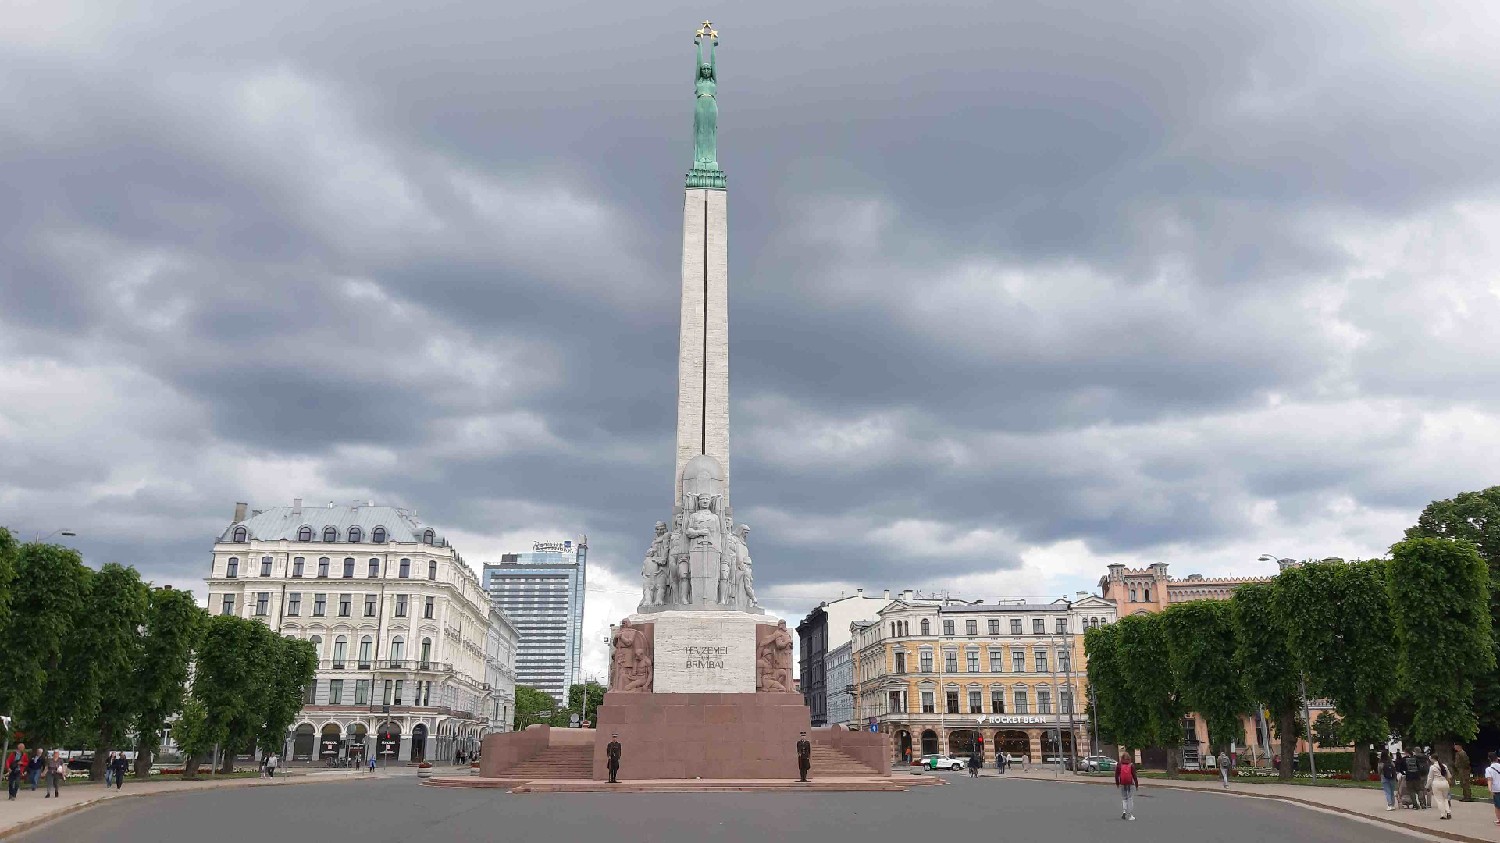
left=482, top=538, right=587, bottom=702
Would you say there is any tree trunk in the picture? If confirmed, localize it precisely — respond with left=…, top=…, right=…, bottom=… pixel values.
left=1277, top=710, right=1296, bottom=781
left=1165, top=745, right=1180, bottom=778
left=134, top=737, right=153, bottom=779
left=90, top=724, right=113, bottom=782
left=1350, top=743, right=1371, bottom=783
left=183, top=758, right=200, bottom=780
left=219, top=753, right=234, bottom=774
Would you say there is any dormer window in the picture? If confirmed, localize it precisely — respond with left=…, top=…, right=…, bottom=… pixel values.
left=372, top=527, right=387, bottom=544
left=232, top=527, right=248, bottom=543
left=348, top=526, right=362, bottom=543
left=422, top=529, right=435, bottom=546
left=323, top=526, right=337, bottom=542
left=297, top=526, right=313, bottom=542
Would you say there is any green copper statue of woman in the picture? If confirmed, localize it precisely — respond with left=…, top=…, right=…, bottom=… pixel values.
left=692, top=31, right=719, bottom=168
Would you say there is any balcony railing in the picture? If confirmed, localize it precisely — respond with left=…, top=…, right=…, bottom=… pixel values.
left=317, top=660, right=452, bottom=672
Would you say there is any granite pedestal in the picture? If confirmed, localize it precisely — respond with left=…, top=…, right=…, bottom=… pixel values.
left=591, top=691, right=810, bottom=780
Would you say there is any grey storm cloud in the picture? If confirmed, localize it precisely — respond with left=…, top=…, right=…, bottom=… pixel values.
left=4, top=0, right=1500, bottom=655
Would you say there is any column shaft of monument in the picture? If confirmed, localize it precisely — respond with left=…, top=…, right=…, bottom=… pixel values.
left=675, top=187, right=729, bottom=503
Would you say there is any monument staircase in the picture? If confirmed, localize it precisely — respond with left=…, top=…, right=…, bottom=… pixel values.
left=495, top=744, right=594, bottom=780
left=807, top=744, right=881, bottom=778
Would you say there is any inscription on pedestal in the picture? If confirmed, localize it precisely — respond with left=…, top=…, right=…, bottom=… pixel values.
left=649, top=612, right=759, bottom=693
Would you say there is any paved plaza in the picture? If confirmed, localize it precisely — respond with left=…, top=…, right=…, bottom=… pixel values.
left=11, top=772, right=1440, bottom=843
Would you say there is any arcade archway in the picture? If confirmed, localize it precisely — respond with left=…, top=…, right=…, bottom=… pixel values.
left=920, top=729, right=939, bottom=756
left=947, top=729, right=978, bottom=756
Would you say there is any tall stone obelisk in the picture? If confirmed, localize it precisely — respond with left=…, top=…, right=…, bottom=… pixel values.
left=675, top=22, right=730, bottom=505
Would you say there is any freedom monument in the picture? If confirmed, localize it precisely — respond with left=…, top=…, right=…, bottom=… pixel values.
left=477, top=23, right=887, bottom=784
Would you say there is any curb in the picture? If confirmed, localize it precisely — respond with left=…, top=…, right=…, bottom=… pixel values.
left=0, top=772, right=403, bottom=841
left=1021, top=774, right=1487, bottom=843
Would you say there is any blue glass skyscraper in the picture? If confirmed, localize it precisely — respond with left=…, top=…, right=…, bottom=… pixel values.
left=482, top=538, right=587, bottom=703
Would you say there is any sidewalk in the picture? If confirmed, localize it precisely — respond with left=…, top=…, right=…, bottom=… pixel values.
left=996, top=767, right=1497, bottom=842
left=0, top=767, right=411, bottom=839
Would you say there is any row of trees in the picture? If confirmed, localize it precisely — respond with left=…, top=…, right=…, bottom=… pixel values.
left=0, top=529, right=316, bottom=778
left=1085, top=487, right=1500, bottom=782
left=513, top=680, right=606, bottom=730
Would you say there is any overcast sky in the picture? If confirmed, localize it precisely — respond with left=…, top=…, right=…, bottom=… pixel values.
left=4, top=0, right=1499, bottom=679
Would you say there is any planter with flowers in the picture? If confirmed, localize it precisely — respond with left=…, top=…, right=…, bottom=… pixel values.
left=417, top=761, right=433, bottom=779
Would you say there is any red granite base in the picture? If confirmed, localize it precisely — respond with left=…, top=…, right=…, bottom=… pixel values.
left=591, top=691, right=810, bottom=780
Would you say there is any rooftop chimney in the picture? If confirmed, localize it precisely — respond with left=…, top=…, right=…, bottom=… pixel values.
left=902, top=589, right=915, bottom=602
left=883, top=589, right=891, bottom=600
left=232, top=502, right=247, bottom=522
left=856, top=587, right=864, bottom=595
left=292, top=498, right=302, bottom=517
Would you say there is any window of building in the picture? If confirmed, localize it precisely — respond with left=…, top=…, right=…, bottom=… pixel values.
left=420, top=638, right=432, bottom=666
left=226, top=557, right=239, bottom=578
left=1032, top=619, right=1045, bottom=635
left=1144, top=587, right=1151, bottom=602
left=422, top=529, right=435, bottom=545
left=428, top=560, right=437, bottom=581
left=991, top=689, right=1005, bottom=713
left=1012, top=651, right=1026, bottom=673
left=394, top=679, right=404, bottom=706
left=395, top=594, right=408, bottom=617
left=358, top=636, right=373, bottom=668
left=988, top=619, right=1000, bottom=635
left=921, top=691, right=935, bottom=713
left=1014, top=689, right=1029, bottom=714
left=338, top=594, right=351, bottom=617
left=383, top=680, right=393, bottom=705
left=1129, top=588, right=1138, bottom=602
left=313, top=593, right=326, bottom=617
left=391, top=636, right=405, bottom=666
left=989, top=648, right=1003, bottom=671
left=945, top=690, right=960, bottom=713
left=920, top=618, right=930, bottom=636
left=1058, top=649, right=1071, bottom=673
left=372, top=526, right=386, bottom=544
left=368, top=559, right=380, bottom=578
left=355, top=679, right=370, bottom=705
left=310, top=635, right=322, bottom=657
left=254, top=592, right=269, bottom=616
left=1035, top=649, right=1049, bottom=673
left=260, top=557, right=272, bottom=577
left=292, top=557, right=305, bottom=577
left=304, top=680, right=317, bottom=705
left=965, top=619, right=978, bottom=636
left=967, top=650, right=979, bottom=672
left=333, top=636, right=347, bottom=668
left=424, top=596, right=434, bottom=619
left=364, top=594, right=376, bottom=617
left=399, top=559, right=410, bottom=578
left=317, top=557, right=330, bottom=577
left=342, top=558, right=355, bottom=578
left=944, top=650, right=958, bottom=673
left=323, top=526, right=337, bottom=543
left=232, top=526, right=247, bottom=542
left=939, top=619, right=952, bottom=636
left=919, top=651, right=933, bottom=673
left=1037, top=687, right=1052, bottom=714
left=968, top=689, right=982, bottom=713
left=1010, top=619, right=1023, bottom=635
left=220, top=594, right=235, bottom=615
left=1056, top=618, right=1068, bottom=634
left=329, top=679, right=344, bottom=705
left=297, top=526, right=313, bottom=542
left=895, top=652, right=907, bottom=674
left=1060, top=688, right=1073, bottom=714
left=348, top=526, right=362, bottom=543
left=287, top=593, right=301, bottom=616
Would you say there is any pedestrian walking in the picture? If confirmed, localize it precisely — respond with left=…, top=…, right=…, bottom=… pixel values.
left=110, top=753, right=127, bottom=789
left=27, top=748, right=42, bottom=791
left=1485, top=751, right=1500, bottom=825
left=1454, top=743, right=1471, bottom=802
left=368, top=755, right=376, bottom=773
left=606, top=734, right=622, bottom=784
left=996, top=752, right=1006, bottom=775
left=1428, top=751, right=1452, bottom=820
left=1115, top=752, right=1139, bottom=821
left=267, top=753, right=278, bottom=778
left=1414, top=749, right=1432, bottom=809
left=968, top=751, right=981, bottom=778
left=104, top=751, right=115, bottom=788
left=45, top=751, right=64, bottom=798
left=1217, top=749, right=1230, bottom=788
left=4, top=743, right=26, bottom=801
left=1379, top=750, right=1397, bottom=811
left=796, top=732, right=811, bottom=783
left=1395, top=750, right=1410, bottom=808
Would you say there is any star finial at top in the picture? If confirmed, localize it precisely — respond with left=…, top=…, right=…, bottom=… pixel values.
left=695, top=20, right=719, bottom=42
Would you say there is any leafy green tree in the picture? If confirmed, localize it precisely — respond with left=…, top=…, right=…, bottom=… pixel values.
left=1387, top=538, right=1494, bottom=765
left=1083, top=623, right=1128, bottom=750
left=514, top=685, right=566, bottom=729
left=258, top=635, right=318, bottom=755
left=173, top=697, right=215, bottom=779
left=1231, top=582, right=1302, bottom=780
left=1277, top=559, right=1397, bottom=782
left=194, top=615, right=273, bottom=772
left=5, top=543, right=93, bottom=746
left=1114, top=613, right=1185, bottom=774
left=80, top=564, right=150, bottom=781
left=134, top=587, right=205, bottom=777
left=1161, top=600, right=1251, bottom=752
left=1312, top=711, right=1345, bottom=747
left=0, top=528, right=15, bottom=666
left=1405, top=488, right=1500, bottom=726
left=565, top=680, right=607, bottom=726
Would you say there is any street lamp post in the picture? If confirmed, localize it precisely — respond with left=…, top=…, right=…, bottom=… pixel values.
left=34, top=529, right=76, bottom=543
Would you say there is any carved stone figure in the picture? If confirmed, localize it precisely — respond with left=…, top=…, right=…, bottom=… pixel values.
left=641, top=521, right=670, bottom=606
left=667, top=512, right=691, bottom=605
left=732, top=524, right=756, bottom=607
left=609, top=620, right=654, bottom=693
left=756, top=620, right=794, bottom=692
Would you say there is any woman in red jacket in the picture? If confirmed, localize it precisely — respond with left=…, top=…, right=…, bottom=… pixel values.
left=1115, top=752, right=1139, bottom=821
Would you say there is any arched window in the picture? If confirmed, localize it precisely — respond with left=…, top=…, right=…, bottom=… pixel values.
left=348, top=526, right=362, bottom=543
left=297, top=526, right=313, bottom=542
left=317, top=557, right=330, bottom=577
left=333, top=635, right=348, bottom=668
left=358, top=635, right=373, bottom=668
left=372, top=526, right=387, bottom=544
left=422, top=529, right=435, bottom=545
left=399, top=559, right=410, bottom=579
left=920, top=618, right=930, bottom=636
left=309, top=635, right=323, bottom=657
left=232, top=526, right=248, bottom=542
left=391, top=636, right=405, bottom=666
left=342, top=558, right=355, bottom=578
left=226, top=557, right=239, bottom=578
left=420, top=637, right=432, bottom=667
left=428, top=560, right=437, bottom=581
left=323, top=526, right=338, bottom=542
left=368, top=558, right=380, bottom=578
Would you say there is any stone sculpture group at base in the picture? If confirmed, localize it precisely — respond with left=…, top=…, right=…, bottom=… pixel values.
left=638, top=455, right=758, bottom=612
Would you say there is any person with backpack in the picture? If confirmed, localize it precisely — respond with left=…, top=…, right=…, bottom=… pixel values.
left=110, top=753, right=128, bottom=789
left=1485, top=751, right=1500, bottom=825
left=4, top=743, right=26, bottom=800
left=1379, top=750, right=1398, bottom=811
left=1427, top=750, right=1453, bottom=820
left=1115, top=752, right=1139, bottom=821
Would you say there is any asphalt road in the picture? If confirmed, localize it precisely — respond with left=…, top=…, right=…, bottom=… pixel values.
left=20, top=771, right=1425, bottom=843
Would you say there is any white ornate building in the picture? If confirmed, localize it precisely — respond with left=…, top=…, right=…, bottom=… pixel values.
left=204, top=500, right=517, bottom=764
